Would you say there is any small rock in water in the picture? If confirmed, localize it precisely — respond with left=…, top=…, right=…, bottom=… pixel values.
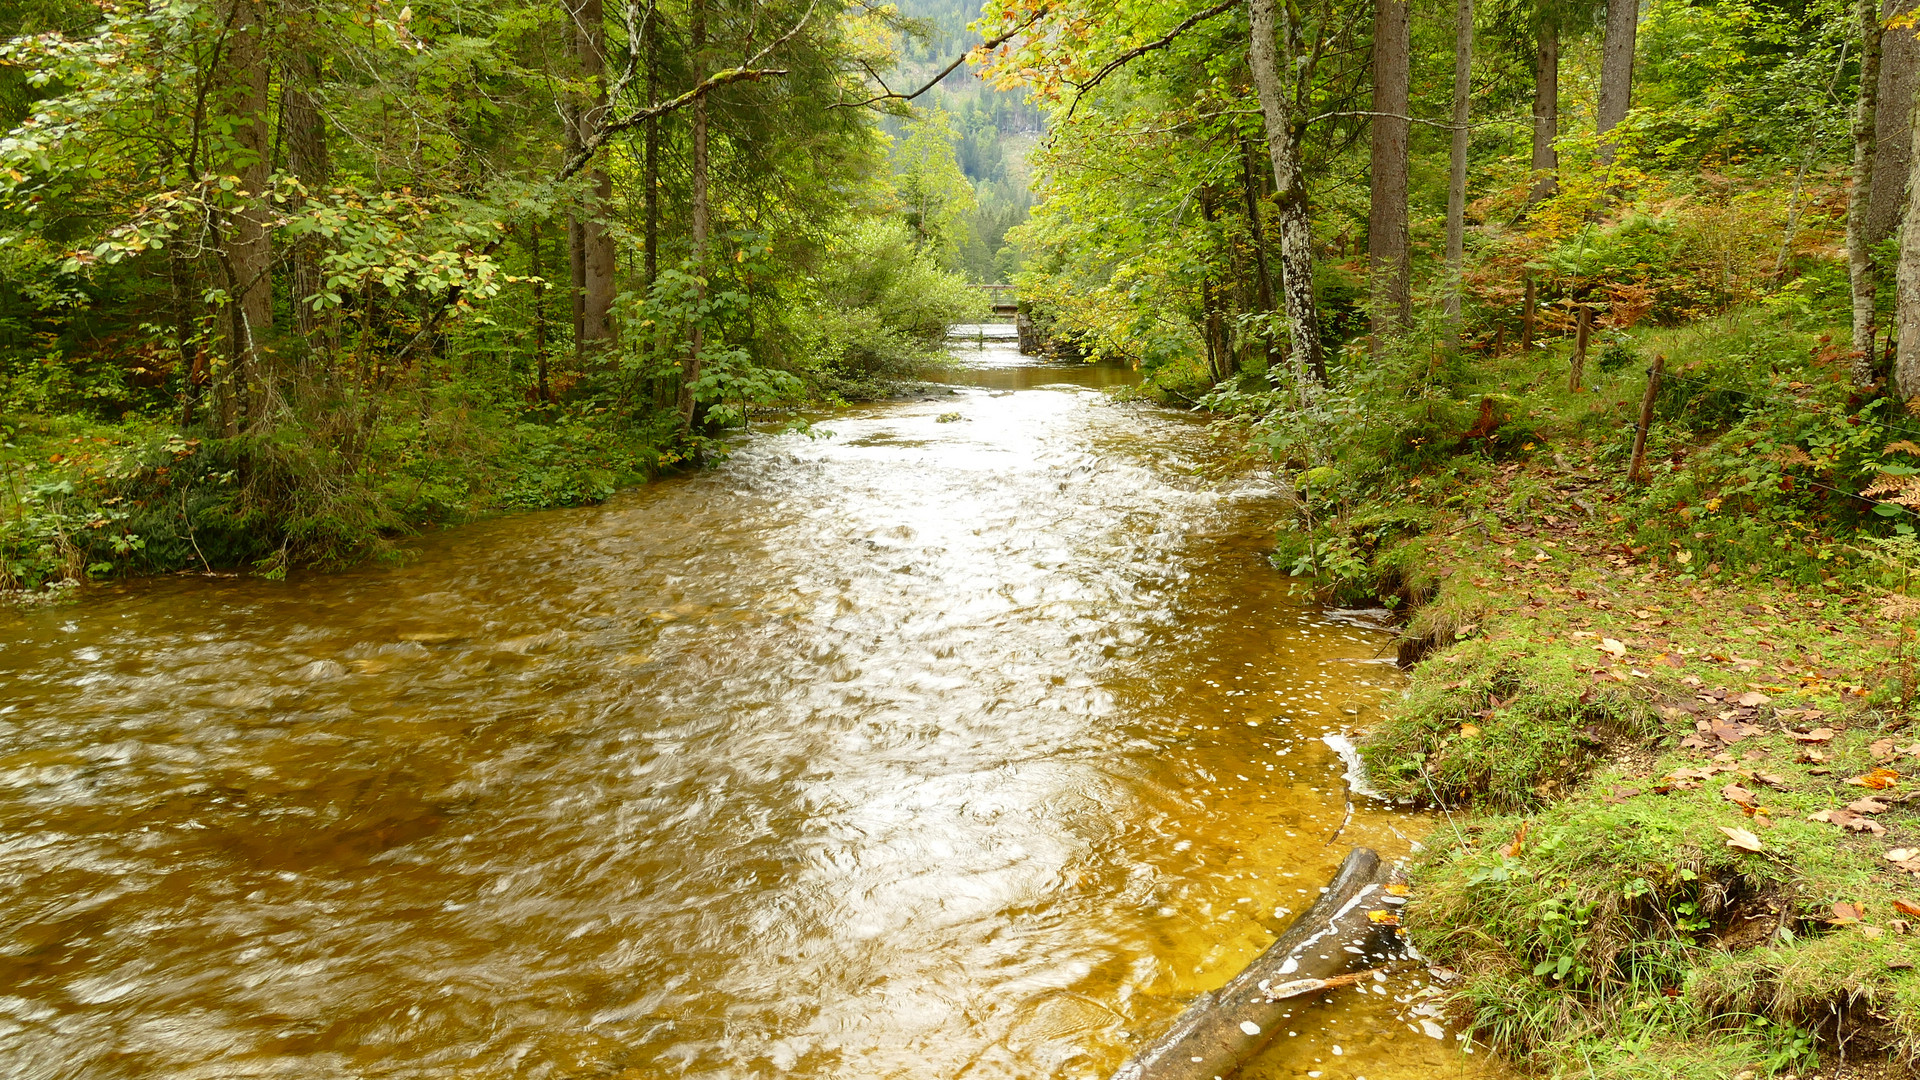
left=1240, top=1020, right=1262, bottom=1036
left=936, top=412, right=962, bottom=423
left=294, top=659, right=347, bottom=682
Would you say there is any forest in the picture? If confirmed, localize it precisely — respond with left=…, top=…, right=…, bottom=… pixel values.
left=11, top=0, right=1920, bottom=1076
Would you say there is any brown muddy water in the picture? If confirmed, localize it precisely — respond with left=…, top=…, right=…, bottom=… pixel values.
left=0, top=326, right=1500, bottom=1080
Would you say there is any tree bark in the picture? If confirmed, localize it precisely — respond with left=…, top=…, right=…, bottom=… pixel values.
left=1853, top=0, right=1888, bottom=383
left=1240, top=136, right=1279, bottom=374
left=677, top=0, right=710, bottom=431
left=643, top=12, right=662, bottom=288
left=1528, top=16, right=1558, bottom=203
left=566, top=0, right=616, bottom=357
left=1892, top=75, right=1920, bottom=404
left=1198, top=187, right=1232, bottom=382
left=1368, top=0, right=1412, bottom=340
left=1596, top=0, right=1638, bottom=167
left=217, top=0, right=274, bottom=433
left=1870, top=0, right=1920, bottom=245
left=1444, top=0, right=1472, bottom=331
left=284, top=44, right=330, bottom=353
left=1247, top=0, right=1327, bottom=386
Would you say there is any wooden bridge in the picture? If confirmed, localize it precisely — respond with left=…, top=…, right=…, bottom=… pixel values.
left=970, top=284, right=1018, bottom=317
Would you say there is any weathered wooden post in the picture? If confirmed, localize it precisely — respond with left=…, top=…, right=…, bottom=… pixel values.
left=1629, top=353, right=1664, bottom=484
left=1569, top=303, right=1590, bottom=392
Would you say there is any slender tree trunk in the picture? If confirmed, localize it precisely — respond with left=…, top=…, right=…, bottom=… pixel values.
left=218, top=0, right=274, bottom=433
left=1871, top=0, right=1920, bottom=244
left=1854, top=0, right=1888, bottom=386
left=1199, top=187, right=1232, bottom=382
left=1528, top=16, right=1558, bottom=203
left=284, top=45, right=330, bottom=369
left=566, top=0, right=615, bottom=357
left=531, top=221, right=551, bottom=403
left=1892, top=76, right=1920, bottom=403
left=1444, top=0, right=1473, bottom=331
left=643, top=13, right=661, bottom=289
left=1596, top=0, right=1638, bottom=167
left=1240, top=135, right=1279, bottom=373
left=1368, top=0, right=1412, bottom=341
left=677, top=0, right=710, bottom=431
left=1247, top=0, right=1326, bottom=386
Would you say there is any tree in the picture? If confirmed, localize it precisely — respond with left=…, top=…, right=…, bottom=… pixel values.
left=564, top=0, right=616, bottom=357
left=1896, top=70, right=1920, bottom=403
left=1869, top=0, right=1920, bottom=245
left=212, top=0, right=275, bottom=435
left=1249, top=0, right=1332, bottom=385
left=1851, top=0, right=1888, bottom=383
left=1596, top=0, right=1637, bottom=166
left=1368, top=0, right=1412, bottom=338
left=1444, top=0, right=1473, bottom=330
left=1529, top=9, right=1559, bottom=203
left=893, top=109, right=977, bottom=261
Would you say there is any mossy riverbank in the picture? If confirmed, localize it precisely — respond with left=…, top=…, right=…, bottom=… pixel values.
left=1237, top=308, right=1920, bottom=1078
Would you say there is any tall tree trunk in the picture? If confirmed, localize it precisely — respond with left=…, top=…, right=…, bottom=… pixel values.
left=1368, top=0, right=1412, bottom=341
left=1596, top=0, right=1638, bottom=167
left=1198, top=187, right=1232, bottom=382
left=1870, top=0, right=1920, bottom=244
left=1853, top=0, right=1888, bottom=383
left=643, top=12, right=661, bottom=289
left=677, top=0, right=709, bottom=431
left=1444, top=0, right=1472, bottom=331
left=1528, top=15, right=1558, bottom=203
left=566, top=0, right=616, bottom=357
left=284, top=45, right=330, bottom=369
left=1247, top=0, right=1326, bottom=386
left=1893, top=76, right=1920, bottom=404
left=532, top=221, right=551, bottom=403
left=218, top=0, right=274, bottom=434
left=1240, top=135, right=1279, bottom=374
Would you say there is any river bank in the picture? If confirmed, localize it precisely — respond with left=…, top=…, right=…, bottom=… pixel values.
left=1234, top=309, right=1920, bottom=1078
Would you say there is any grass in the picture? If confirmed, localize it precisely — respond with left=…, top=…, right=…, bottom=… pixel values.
left=1254, top=301, right=1920, bottom=1077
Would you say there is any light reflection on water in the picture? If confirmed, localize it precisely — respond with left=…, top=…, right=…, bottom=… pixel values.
left=0, top=330, right=1496, bottom=1079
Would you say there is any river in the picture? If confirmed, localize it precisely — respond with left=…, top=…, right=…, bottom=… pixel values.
left=0, top=326, right=1494, bottom=1080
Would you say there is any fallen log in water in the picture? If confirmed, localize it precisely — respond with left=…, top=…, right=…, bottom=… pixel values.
left=1109, top=847, right=1404, bottom=1080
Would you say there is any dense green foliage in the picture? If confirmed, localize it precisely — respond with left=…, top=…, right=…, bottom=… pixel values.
left=0, top=0, right=1008, bottom=586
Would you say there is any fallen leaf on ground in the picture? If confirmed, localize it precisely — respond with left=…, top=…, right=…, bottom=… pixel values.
left=1599, top=638, right=1627, bottom=656
left=1737, top=691, right=1772, bottom=707
left=1848, top=797, right=1892, bottom=814
left=1832, top=901, right=1866, bottom=923
left=1718, top=826, right=1764, bottom=853
left=1499, top=822, right=1529, bottom=858
left=1721, top=783, right=1759, bottom=810
left=1788, top=728, right=1835, bottom=743
left=1874, top=738, right=1899, bottom=761
left=1848, top=768, right=1902, bottom=790
left=1810, top=808, right=1889, bottom=835
left=1895, top=899, right=1920, bottom=917
left=1888, top=848, right=1920, bottom=863
left=1754, top=772, right=1790, bottom=788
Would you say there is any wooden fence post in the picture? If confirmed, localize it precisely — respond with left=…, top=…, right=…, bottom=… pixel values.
left=1568, top=304, right=1590, bottom=392
left=1629, top=353, right=1664, bottom=484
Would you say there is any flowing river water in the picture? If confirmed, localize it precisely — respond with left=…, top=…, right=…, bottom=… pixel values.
left=0, top=327, right=1500, bottom=1080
